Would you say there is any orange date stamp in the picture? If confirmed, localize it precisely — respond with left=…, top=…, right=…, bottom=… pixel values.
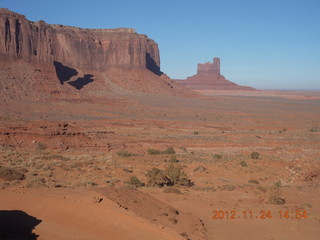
left=211, top=210, right=308, bottom=220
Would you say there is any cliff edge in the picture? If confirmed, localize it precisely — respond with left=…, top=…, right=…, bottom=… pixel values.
left=0, top=8, right=160, bottom=74
left=0, top=9, right=194, bottom=101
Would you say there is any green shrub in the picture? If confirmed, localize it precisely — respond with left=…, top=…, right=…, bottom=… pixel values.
left=250, top=151, right=260, bottom=159
left=165, top=164, right=191, bottom=186
left=36, top=142, right=47, bottom=152
left=240, top=161, right=248, bottom=167
left=128, top=176, right=144, bottom=188
left=213, top=154, right=222, bottom=159
left=146, top=168, right=168, bottom=187
left=117, top=150, right=136, bottom=157
left=148, top=148, right=161, bottom=155
left=37, top=155, right=70, bottom=161
left=162, top=147, right=176, bottom=154
left=310, top=127, right=318, bottom=132
left=146, top=164, right=192, bottom=187
left=194, top=131, right=199, bottom=135
left=147, top=147, right=176, bottom=155
left=273, top=180, right=282, bottom=188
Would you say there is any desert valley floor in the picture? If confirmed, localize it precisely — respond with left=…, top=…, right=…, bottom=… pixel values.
left=1, top=90, right=320, bottom=240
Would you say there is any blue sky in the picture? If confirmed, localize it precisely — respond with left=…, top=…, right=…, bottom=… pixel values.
left=1, top=0, right=319, bottom=90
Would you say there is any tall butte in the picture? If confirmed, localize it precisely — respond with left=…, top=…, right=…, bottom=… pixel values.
left=0, top=8, right=192, bottom=99
left=175, top=58, right=255, bottom=91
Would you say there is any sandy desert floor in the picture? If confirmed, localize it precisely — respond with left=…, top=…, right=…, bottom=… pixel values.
left=0, top=90, right=320, bottom=240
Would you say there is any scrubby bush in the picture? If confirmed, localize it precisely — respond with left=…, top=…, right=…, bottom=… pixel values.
left=117, top=150, right=136, bottom=157
left=36, top=142, right=47, bottom=152
left=162, top=147, right=176, bottom=154
left=146, top=164, right=192, bottom=187
left=147, top=148, right=161, bottom=155
left=146, top=168, right=168, bottom=187
left=128, top=176, right=144, bottom=188
left=165, top=164, right=192, bottom=186
left=168, top=155, right=179, bottom=163
left=147, top=147, right=176, bottom=155
left=240, top=161, right=248, bottom=167
left=250, top=151, right=260, bottom=159
left=310, top=127, right=318, bottom=132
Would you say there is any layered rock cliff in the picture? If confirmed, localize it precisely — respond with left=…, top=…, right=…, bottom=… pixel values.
left=175, top=58, right=255, bottom=91
left=0, top=8, right=197, bottom=102
left=0, top=8, right=160, bottom=74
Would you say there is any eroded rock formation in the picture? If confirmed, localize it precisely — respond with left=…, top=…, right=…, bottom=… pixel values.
left=0, top=9, right=195, bottom=100
left=197, top=57, right=220, bottom=75
left=175, top=58, right=255, bottom=91
left=0, top=8, right=160, bottom=74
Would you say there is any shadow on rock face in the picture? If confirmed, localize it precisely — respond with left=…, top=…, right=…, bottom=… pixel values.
left=53, top=61, right=94, bottom=90
left=0, top=210, right=42, bottom=240
left=146, top=53, right=161, bottom=76
left=68, top=74, right=94, bottom=90
left=54, top=61, right=78, bottom=84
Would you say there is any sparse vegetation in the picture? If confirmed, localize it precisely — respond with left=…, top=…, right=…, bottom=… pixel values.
left=310, top=127, right=318, bottom=132
left=248, top=179, right=259, bottom=184
left=0, top=166, right=25, bottom=181
left=147, top=148, right=161, bottom=155
left=193, top=166, right=208, bottom=173
left=250, top=151, right=260, bottom=159
left=78, top=178, right=98, bottom=187
left=193, top=131, right=199, bottom=135
left=128, top=176, right=144, bottom=188
left=168, top=155, right=179, bottom=163
left=180, top=146, right=187, bottom=152
left=213, top=154, right=222, bottom=159
left=35, top=154, right=70, bottom=161
left=146, top=167, right=167, bottom=186
left=269, top=181, right=286, bottom=205
left=146, top=164, right=192, bottom=187
left=117, top=150, right=136, bottom=157
left=219, top=185, right=236, bottom=191
left=165, top=164, right=192, bottom=186
left=25, top=176, right=46, bottom=188
left=273, top=180, right=282, bottom=188
left=147, top=147, right=175, bottom=155
left=36, top=142, right=47, bottom=152
left=162, top=147, right=176, bottom=154
left=240, top=160, right=248, bottom=167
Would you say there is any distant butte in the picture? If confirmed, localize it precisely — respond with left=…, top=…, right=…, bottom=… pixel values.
left=174, top=58, right=255, bottom=91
